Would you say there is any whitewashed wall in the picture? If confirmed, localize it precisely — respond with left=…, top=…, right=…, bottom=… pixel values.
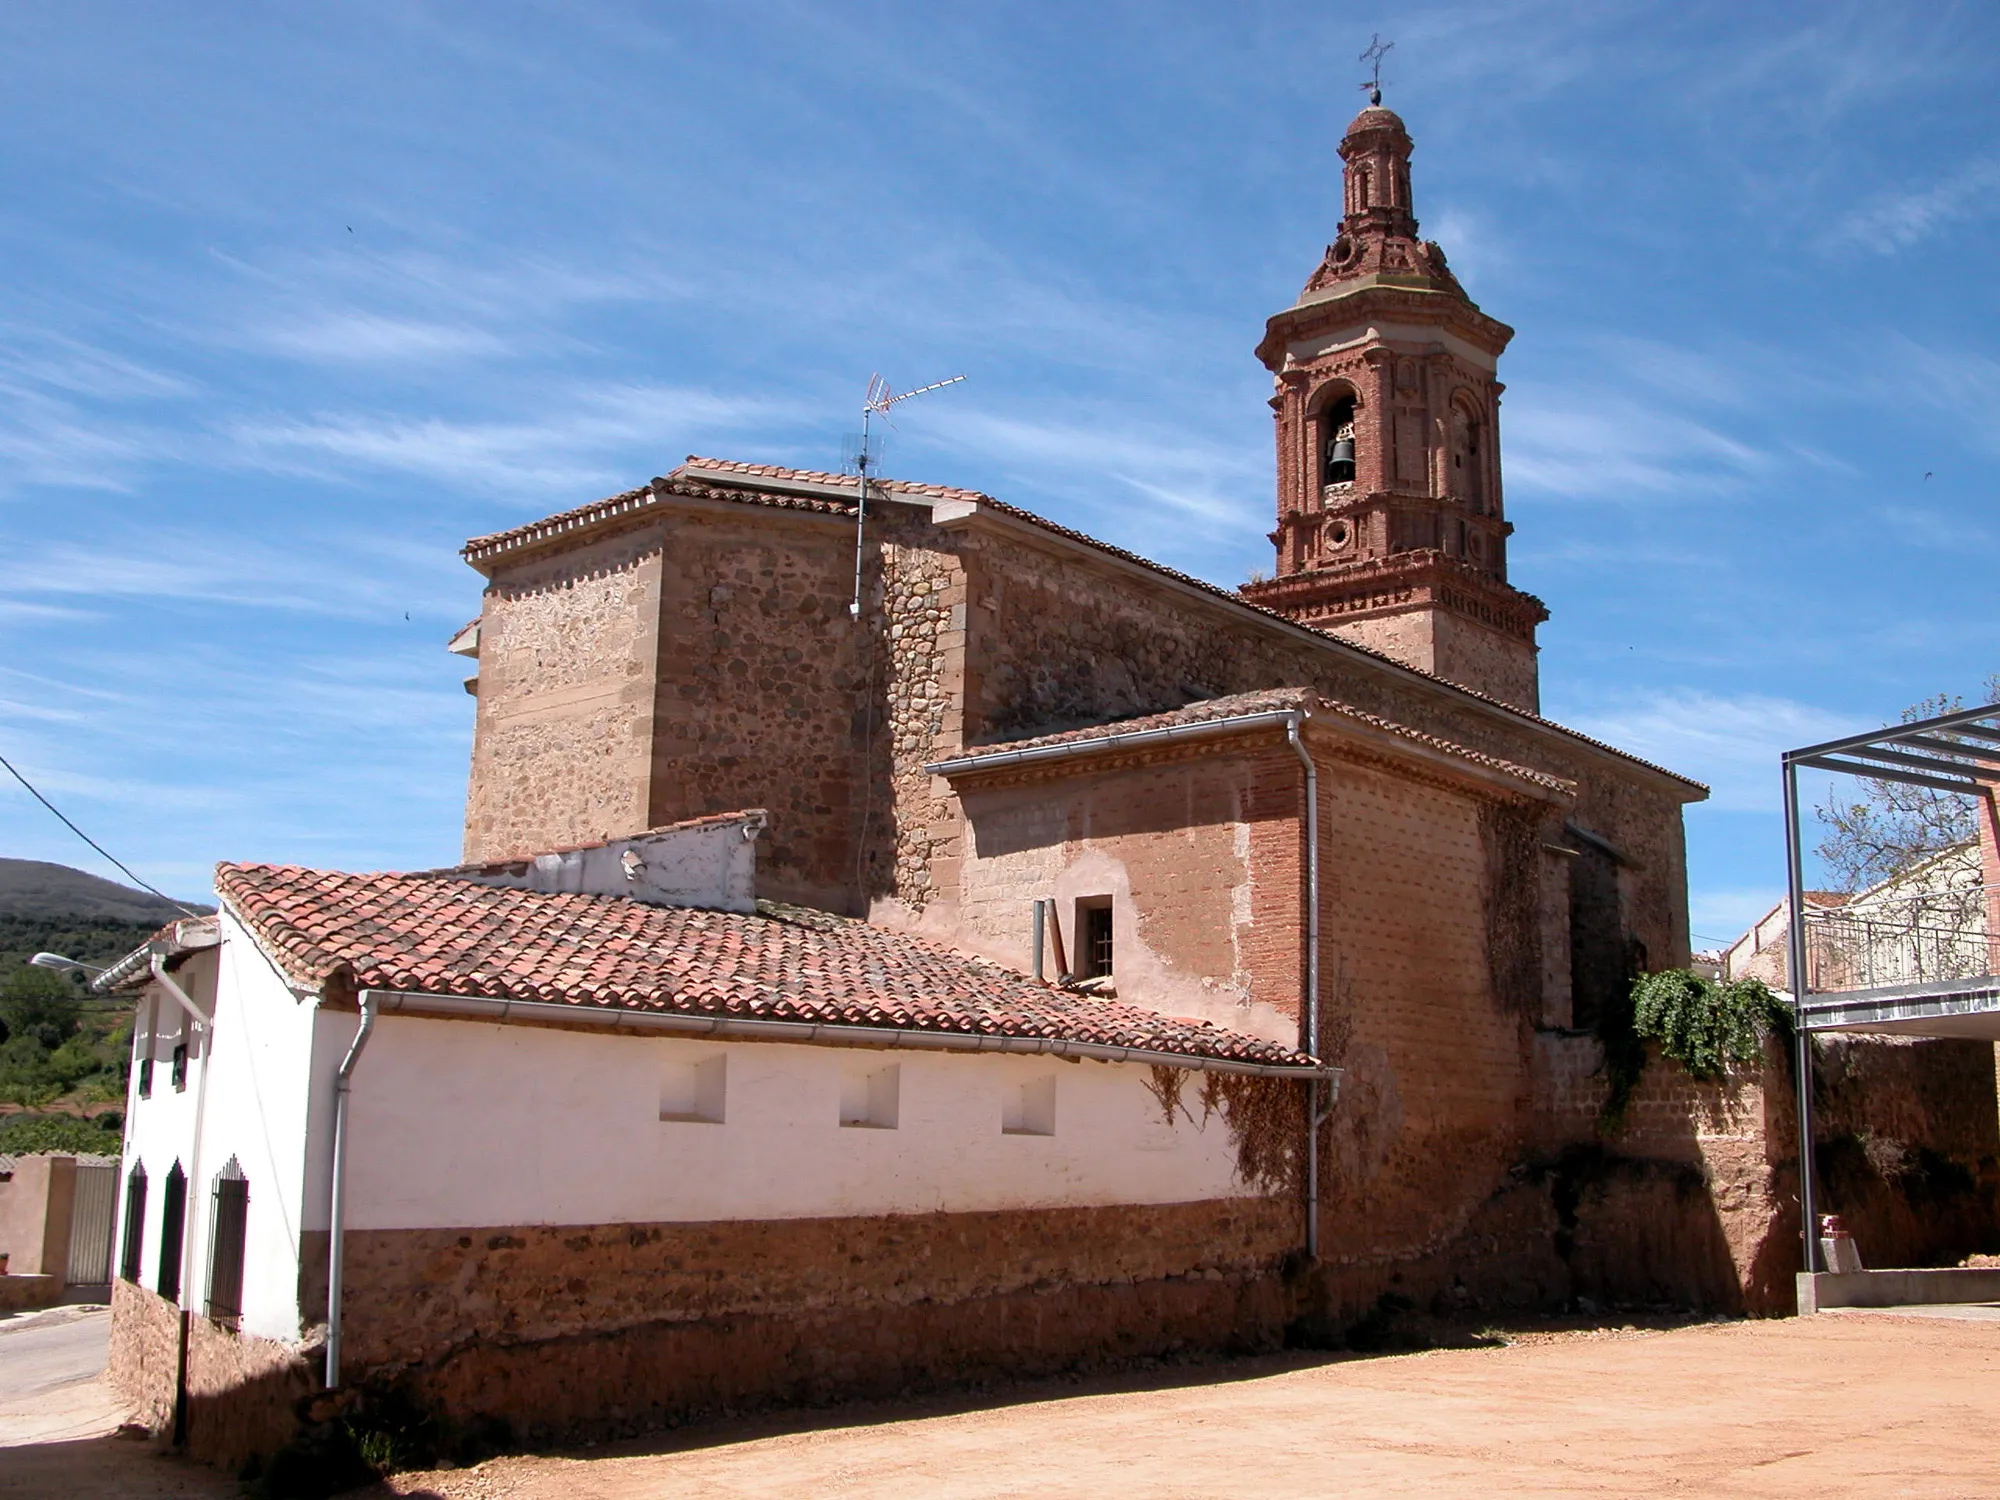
left=116, top=916, right=321, bottom=1343
left=329, top=1015, right=1257, bottom=1232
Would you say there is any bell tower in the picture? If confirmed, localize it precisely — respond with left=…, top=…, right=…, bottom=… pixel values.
left=1239, top=103, right=1547, bottom=714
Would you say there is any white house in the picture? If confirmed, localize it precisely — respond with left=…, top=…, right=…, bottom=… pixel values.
left=98, top=811, right=1333, bottom=1465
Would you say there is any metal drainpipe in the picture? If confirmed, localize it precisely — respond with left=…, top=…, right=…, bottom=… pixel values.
left=325, top=992, right=379, bottom=1390
left=1032, top=899, right=1047, bottom=983
left=1286, top=711, right=1322, bottom=1260
left=154, top=952, right=211, bottom=1449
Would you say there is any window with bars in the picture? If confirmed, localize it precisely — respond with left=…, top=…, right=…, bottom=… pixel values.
left=119, top=1165, right=148, bottom=1283
left=170, top=1042, right=188, bottom=1092
left=157, top=1162, right=187, bottom=1304
left=1079, top=901, right=1114, bottom=980
left=206, top=1159, right=249, bottom=1326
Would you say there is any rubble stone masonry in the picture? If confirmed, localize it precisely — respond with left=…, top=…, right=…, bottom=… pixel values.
left=318, top=1198, right=1296, bottom=1445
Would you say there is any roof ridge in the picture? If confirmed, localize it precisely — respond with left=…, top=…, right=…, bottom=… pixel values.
left=457, top=455, right=1705, bottom=793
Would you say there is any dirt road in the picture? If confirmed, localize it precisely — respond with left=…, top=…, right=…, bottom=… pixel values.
left=4, top=1313, right=1994, bottom=1497
left=385, top=1313, right=2000, bottom=1500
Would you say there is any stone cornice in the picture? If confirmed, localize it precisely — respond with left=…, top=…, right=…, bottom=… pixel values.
left=1242, top=551, right=1549, bottom=643
left=1257, top=280, right=1514, bottom=369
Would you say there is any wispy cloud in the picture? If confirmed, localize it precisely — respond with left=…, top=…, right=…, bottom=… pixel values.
left=1503, top=393, right=1771, bottom=500
left=254, top=312, right=512, bottom=366
left=223, top=383, right=782, bottom=496
left=1689, top=887, right=1783, bottom=948
left=1553, top=688, right=1856, bottom=812
left=0, top=528, right=463, bottom=621
left=1827, top=158, right=2000, bottom=254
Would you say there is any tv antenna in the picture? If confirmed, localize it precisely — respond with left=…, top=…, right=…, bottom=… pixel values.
left=847, top=373, right=966, bottom=618
left=1359, top=34, right=1393, bottom=106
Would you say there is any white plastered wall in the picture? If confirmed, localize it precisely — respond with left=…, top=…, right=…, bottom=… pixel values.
left=115, top=915, right=322, bottom=1343
left=328, top=1014, right=1257, bottom=1231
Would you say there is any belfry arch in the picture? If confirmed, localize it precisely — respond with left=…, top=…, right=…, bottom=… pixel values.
left=1241, top=100, right=1547, bottom=713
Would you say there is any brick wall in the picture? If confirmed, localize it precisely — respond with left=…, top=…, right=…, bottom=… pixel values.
left=949, top=521, right=1691, bottom=971
left=951, top=739, right=1302, bottom=1040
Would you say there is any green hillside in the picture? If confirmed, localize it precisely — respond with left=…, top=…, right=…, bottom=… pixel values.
left=0, top=859, right=209, bottom=1154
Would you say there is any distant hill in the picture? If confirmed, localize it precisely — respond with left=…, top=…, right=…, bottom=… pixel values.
left=0, top=859, right=212, bottom=923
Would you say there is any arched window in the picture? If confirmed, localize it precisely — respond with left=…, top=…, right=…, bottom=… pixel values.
left=1320, top=394, right=1357, bottom=488
left=157, top=1161, right=187, bottom=1304
left=207, top=1157, right=249, bottom=1326
left=119, top=1164, right=147, bottom=1284
left=1450, top=403, right=1485, bottom=513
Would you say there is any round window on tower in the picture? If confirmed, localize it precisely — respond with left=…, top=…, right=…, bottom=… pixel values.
left=1328, top=520, right=1351, bottom=550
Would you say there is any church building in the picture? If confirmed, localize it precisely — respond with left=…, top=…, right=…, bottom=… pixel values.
left=451, top=100, right=1730, bottom=1321
left=110, top=101, right=1989, bottom=1470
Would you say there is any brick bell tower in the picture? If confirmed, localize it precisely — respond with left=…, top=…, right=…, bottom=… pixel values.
left=1239, top=101, right=1547, bottom=714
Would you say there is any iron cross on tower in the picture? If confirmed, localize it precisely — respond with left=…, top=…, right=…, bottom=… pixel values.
left=1359, top=34, right=1393, bottom=106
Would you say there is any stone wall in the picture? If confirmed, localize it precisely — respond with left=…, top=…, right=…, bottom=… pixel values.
left=468, top=501, right=868, bottom=909
left=322, top=1198, right=1294, bottom=1445
left=645, top=504, right=866, bottom=910
left=0, top=1274, right=60, bottom=1313
left=464, top=520, right=665, bottom=864
left=107, top=1278, right=319, bottom=1471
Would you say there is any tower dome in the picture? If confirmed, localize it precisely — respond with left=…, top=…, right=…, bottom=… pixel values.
left=1241, top=105, right=1546, bottom=713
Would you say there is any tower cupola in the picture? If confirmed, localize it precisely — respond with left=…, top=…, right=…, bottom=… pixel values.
left=1240, top=104, right=1548, bottom=713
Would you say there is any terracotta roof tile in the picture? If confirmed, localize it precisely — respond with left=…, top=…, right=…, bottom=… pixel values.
left=937, top=688, right=1574, bottom=795
left=212, top=864, right=1315, bottom=1070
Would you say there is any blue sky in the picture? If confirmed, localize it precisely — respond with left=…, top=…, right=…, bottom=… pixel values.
left=2, top=2, right=1996, bottom=947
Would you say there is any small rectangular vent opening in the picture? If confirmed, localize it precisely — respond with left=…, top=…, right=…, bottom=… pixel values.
left=659, top=1054, right=727, bottom=1124
left=839, top=1063, right=900, bottom=1130
left=1002, top=1075, right=1057, bottom=1137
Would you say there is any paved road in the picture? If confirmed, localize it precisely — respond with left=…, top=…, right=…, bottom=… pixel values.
left=0, top=1308, right=110, bottom=1405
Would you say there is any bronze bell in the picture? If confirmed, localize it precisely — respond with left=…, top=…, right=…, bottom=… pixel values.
left=1327, top=437, right=1356, bottom=481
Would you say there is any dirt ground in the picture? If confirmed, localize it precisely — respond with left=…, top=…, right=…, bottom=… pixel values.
left=7, top=1312, right=1998, bottom=1498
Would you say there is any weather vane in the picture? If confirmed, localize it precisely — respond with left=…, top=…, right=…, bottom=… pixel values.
left=1359, top=34, right=1393, bottom=106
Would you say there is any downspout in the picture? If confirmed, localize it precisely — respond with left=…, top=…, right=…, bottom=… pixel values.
left=1286, top=711, right=1322, bottom=1261
left=154, top=953, right=212, bottom=1450
left=324, top=992, right=379, bottom=1390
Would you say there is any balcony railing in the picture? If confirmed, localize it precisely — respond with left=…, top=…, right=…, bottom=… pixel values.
left=1803, top=884, right=2000, bottom=993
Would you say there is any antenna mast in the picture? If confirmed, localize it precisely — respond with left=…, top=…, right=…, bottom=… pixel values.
left=849, top=373, right=966, bottom=618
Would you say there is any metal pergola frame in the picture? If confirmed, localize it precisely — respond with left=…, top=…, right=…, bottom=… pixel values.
left=1781, top=700, right=2000, bottom=1273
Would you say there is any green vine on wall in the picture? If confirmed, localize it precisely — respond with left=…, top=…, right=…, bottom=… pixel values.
left=1598, top=969, right=1792, bottom=1131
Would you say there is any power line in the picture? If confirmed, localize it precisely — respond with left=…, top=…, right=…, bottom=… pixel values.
left=0, top=751, right=202, bottom=917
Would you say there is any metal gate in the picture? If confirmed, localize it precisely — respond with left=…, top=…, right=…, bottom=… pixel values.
left=66, top=1162, right=117, bottom=1287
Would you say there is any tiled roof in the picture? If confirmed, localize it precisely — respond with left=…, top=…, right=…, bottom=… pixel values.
left=212, top=864, right=1317, bottom=1071
left=936, top=688, right=1575, bottom=796
left=971, top=689, right=1313, bottom=753
left=679, top=455, right=990, bottom=505
left=459, top=456, right=1705, bottom=794
left=461, top=472, right=850, bottom=565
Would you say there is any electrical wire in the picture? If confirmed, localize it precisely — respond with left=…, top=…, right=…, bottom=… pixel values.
left=0, top=751, right=202, bottom=917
